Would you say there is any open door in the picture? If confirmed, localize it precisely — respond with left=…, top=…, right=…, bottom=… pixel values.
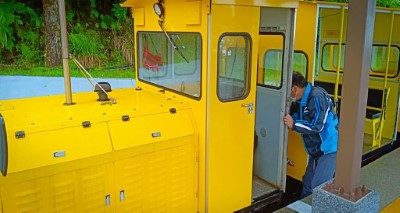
left=206, top=4, right=259, bottom=212
left=253, top=7, right=296, bottom=200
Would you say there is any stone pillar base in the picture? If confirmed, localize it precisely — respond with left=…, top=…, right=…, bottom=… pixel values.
left=312, top=184, right=380, bottom=213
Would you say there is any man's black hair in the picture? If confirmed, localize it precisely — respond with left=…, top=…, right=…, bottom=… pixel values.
left=292, top=71, right=307, bottom=88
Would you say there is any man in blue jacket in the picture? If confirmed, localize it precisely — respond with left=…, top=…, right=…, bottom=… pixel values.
left=283, top=72, right=339, bottom=198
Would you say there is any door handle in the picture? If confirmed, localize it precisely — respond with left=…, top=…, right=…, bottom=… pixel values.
left=241, top=103, right=254, bottom=114
left=241, top=103, right=253, bottom=107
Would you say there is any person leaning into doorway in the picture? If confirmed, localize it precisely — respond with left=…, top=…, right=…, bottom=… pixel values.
left=283, top=71, right=339, bottom=198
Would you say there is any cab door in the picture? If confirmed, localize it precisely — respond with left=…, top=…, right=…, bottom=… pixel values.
left=254, top=8, right=296, bottom=192
left=206, top=4, right=259, bottom=212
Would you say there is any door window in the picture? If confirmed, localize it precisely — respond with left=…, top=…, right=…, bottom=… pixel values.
left=217, top=34, right=252, bottom=101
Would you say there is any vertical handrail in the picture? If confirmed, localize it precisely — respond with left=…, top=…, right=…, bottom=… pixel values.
left=334, top=6, right=345, bottom=112
left=375, top=11, right=395, bottom=146
left=383, top=11, right=394, bottom=99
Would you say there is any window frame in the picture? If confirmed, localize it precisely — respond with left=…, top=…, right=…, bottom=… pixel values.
left=216, top=32, right=252, bottom=102
left=321, top=43, right=400, bottom=78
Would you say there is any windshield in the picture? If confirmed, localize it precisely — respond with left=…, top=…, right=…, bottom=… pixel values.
left=137, top=32, right=202, bottom=98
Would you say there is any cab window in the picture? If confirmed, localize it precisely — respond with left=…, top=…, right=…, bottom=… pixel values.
left=137, top=32, right=202, bottom=99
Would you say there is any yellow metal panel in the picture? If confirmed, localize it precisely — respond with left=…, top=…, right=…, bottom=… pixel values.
left=1, top=176, right=52, bottom=212
left=185, top=0, right=202, bottom=25
left=78, top=163, right=115, bottom=213
left=296, top=1, right=317, bottom=81
left=286, top=132, right=307, bottom=181
left=212, top=0, right=298, bottom=8
left=0, top=86, right=199, bottom=211
left=134, top=7, right=145, bottom=26
left=7, top=122, right=112, bottom=173
left=1, top=164, right=114, bottom=212
left=208, top=4, right=259, bottom=212
left=109, top=110, right=195, bottom=151
left=114, top=143, right=197, bottom=212
left=51, top=171, right=80, bottom=212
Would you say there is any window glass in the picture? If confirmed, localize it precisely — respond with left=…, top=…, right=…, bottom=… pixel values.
left=173, top=34, right=199, bottom=75
left=258, top=50, right=307, bottom=87
left=263, top=50, right=283, bottom=88
left=256, top=35, right=284, bottom=88
left=371, top=45, right=399, bottom=76
left=137, top=32, right=201, bottom=98
left=293, top=51, right=308, bottom=77
left=322, top=44, right=345, bottom=71
left=321, top=43, right=399, bottom=77
left=217, top=34, right=251, bottom=101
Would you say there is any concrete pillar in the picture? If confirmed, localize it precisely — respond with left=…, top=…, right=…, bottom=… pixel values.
left=312, top=0, right=380, bottom=212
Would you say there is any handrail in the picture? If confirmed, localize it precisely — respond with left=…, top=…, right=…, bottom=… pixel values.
left=334, top=6, right=345, bottom=113
left=383, top=11, right=394, bottom=98
left=374, top=11, right=395, bottom=147
left=71, top=56, right=116, bottom=104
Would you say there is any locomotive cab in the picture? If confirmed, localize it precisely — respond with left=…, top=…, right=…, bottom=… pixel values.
left=122, top=0, right=298, bottom=211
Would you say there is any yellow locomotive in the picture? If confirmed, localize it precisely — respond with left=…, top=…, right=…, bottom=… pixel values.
left=0, top=0, right=298, bottom=212
left=1, top=0, right=399, bottom=212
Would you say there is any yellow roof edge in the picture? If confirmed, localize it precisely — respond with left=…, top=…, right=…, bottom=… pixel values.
left=300, top=0, right=400, bottom=11
left=212, top=0, right=298, bottom=8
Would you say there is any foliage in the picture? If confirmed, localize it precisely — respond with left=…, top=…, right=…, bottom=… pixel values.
left=316, top=0, right=400, bottom=8
left=1, top=0, right=133, bottom=76
left=67, top=0, right=133, bottom=68
left=377, top=0, right=400, bottom=8
left=0, top=2, right=43, bottom=65
left=69, top=27, right=106, bottom=57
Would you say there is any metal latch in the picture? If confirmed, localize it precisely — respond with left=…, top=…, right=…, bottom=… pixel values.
left=82, top=121, right=91, bottom=128
left=53, top=150, right=66, bottom=158
left=122, top=115, right=130, bottom=121
left=15, top=131, right=25, bottom=139
left=152, top=132, right=161, bottom=138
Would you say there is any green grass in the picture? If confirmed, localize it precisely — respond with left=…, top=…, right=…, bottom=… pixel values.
left=0, top=64, right=135, bottom=79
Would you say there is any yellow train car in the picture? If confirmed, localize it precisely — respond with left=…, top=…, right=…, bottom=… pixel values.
left=0, top=0, right=299, bottom=212
left=290, top=1, right=400, bottom=174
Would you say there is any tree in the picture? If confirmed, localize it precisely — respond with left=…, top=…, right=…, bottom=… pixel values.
left=42, top=0, right=61, bottom=67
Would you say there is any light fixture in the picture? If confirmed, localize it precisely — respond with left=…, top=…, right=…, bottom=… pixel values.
left=153, top=2, right=164, bottom=18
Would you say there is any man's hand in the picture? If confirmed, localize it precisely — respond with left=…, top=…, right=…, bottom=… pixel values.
left=283, top=114, right=294, bottom=129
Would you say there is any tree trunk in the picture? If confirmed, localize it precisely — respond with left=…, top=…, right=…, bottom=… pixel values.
left=43, top=0, right=62, bottom=67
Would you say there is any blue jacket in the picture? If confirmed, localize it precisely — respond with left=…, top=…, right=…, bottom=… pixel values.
left=291, top=83, right=339, bottom=158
